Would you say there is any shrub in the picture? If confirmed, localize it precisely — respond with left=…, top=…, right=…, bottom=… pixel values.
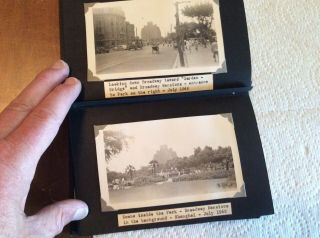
left=172, top=169, right=234, bottom=182
left=133, top=175, right=166, bottom=186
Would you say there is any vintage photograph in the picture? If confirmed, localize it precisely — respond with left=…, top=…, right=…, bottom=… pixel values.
left=85, top=0, right=227, bottom=81
left=94, top=114, right=245, bottom=211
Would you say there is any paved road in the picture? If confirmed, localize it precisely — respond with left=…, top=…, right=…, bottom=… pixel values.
left=96, top=45, right=178, bottom=74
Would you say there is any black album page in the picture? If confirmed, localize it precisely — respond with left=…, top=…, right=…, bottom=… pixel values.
left=69, top=95, right=273, bottom=235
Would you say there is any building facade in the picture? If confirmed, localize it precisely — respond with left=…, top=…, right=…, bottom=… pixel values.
left=141, top=22, right=161, bottom=43
left=93, top=7, right=135, bottom=49
left=125, top=22, right=135, bottom=45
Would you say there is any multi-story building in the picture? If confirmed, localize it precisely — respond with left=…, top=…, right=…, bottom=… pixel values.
left=93, top=7, right=135, bottom=49
left=141, top=22, right=161, bottom=43
left=125, top=22, right=135, bottom=45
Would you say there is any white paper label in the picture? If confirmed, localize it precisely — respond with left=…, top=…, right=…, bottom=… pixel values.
left=118, top=203, right=232, bottom=227
left=104, top=74, right=213, bottom=98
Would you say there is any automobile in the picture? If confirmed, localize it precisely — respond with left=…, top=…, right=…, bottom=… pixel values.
left=110, top=46, right=118, bottom=51
left=111, top=45, right=127, bottom=51
left=128, top=40, right=143, bottom=50
left=95, top=46, right=110, bottom=54
left=118, top=44, right=128, bottom=50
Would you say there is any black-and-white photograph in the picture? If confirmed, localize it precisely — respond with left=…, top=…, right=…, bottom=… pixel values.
left=94, top=114, right=245, bottom=211
left=85, top=0, right=227, bottom=81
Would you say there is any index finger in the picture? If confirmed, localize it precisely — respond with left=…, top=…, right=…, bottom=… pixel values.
left=2, top=77, right=81, bottom=184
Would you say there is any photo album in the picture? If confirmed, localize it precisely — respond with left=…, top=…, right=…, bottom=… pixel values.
left=60, top=0, right=274, bottom=235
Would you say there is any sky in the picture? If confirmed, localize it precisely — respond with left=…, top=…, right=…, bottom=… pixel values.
left=92, top=0, right=216, bottom=37
left=102, top=114, right=237, bottom=173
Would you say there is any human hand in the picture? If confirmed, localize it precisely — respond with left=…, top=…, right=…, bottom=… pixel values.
left=0, top=60, right=88, bottom=238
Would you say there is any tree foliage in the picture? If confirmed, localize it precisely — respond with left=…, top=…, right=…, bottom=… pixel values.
left=165, top=146, right=233, bottom=171
left=182, top=3, right=215, bottom=41
left=179, top=22, right=199, bottom=39
left=107, top=170, right=123, bottom=182
left=182, top=3, right=214, bottom=26
left=103, top=130, right=130, bottom=162
left=149, top=159, right=159, bottom=175
left=125, top=165, right=136, bottom=180
left=107, top=146, right=234, bottom=182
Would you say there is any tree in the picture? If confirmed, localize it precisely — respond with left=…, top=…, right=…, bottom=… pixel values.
left=125, top=165, right=136, bottom=180
left=196, top=146, right=214, bottom=164
left=194, top=147, right=201, bottom=156
left=149, top=160, right=159, bottom=176
left=107, top=170, right=124, bottom=183
left=223, top=146, right=233, bottom=171
left=182, top=3, right=216, bottom=42
left=178, top=22, right=199, bottom=40
left=165, top=32, right=177, bottom=42
left=103, top=130, right=130, bottom=162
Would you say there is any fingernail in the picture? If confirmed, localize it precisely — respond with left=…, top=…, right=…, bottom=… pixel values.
left=52, top=60, right=68, bottom=70
left=64, top=77, right=80, bottom=85
left=73, top=206, right=89, bottom=220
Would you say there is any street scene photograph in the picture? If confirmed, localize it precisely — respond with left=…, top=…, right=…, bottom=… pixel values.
left=94, top=114, right=245, bottom=211
left=85, top=0, right=226, bottom=81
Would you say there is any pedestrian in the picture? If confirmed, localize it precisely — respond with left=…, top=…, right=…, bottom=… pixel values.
left=194, top=40, right=199, bottom=51
left=211, top=41, right=219, bottom=62
left=186, top=40, right=192, bottom=53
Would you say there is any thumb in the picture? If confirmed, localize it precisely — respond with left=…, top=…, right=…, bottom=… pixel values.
left=25, top=199, right=88, bottom=238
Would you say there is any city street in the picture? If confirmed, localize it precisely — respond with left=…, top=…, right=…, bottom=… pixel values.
left=96, top=44, right=219, bottom=75
left=96, top=45, right=179, bottom=74
left=91, top=0, right=222, bottom=77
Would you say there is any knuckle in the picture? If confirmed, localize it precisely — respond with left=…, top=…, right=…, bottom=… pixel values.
left=6, top=100, right=34, bottom=114
left=31, top=107, right=63, bottom=126
left=52, top=207, right=66, bottom=235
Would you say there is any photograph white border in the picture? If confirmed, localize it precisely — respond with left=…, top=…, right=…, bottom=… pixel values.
left=94, top=114, right=245, bottom=211
left=85, top=0, right=227, bottom=81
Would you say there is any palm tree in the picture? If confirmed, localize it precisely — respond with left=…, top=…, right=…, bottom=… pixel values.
left=149, top=160, right=159, bottom=176
left=125, top=165, right=136, bottom=180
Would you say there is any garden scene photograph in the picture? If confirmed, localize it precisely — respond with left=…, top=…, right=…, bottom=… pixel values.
left=94, top=114, right=245, bottom=211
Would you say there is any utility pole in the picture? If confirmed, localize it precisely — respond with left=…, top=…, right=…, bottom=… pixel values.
left=175, top=2, right=185, bottom=67
left=175, top=1, right=190, bottom=67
